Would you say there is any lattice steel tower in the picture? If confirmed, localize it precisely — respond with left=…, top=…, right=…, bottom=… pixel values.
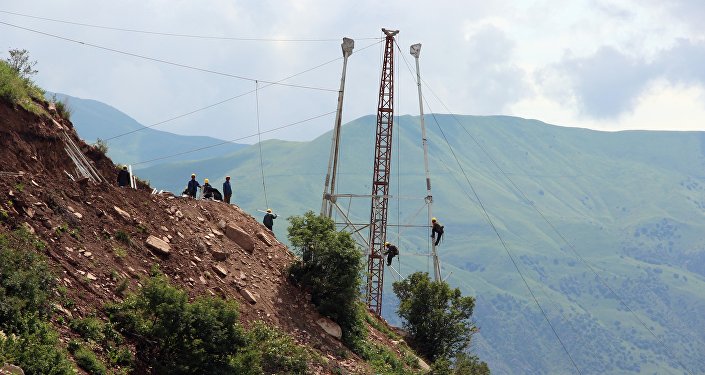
left=366, top=28, right=398, bottom=315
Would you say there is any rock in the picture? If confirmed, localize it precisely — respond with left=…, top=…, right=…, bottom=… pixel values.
left=197, top=217, right=205, bottom=223
left=224, top=224, right=255, bottom=253
left=21, top=222, right=35, bottom=234
left=199, top=276, right=207, bottom=285
left=30, top=180, right=39, bottom=187
left=212, top=229, right=224, bottom=237
left=0, top=364, right=25, bottom=375
left=83, top=252, right=92, bottom=257
left=257, top=231, right=273, bottom=246
left=145, top=235, right=171, bottom=256
left=417, top=357, right=431, bottom=371
left=210, top=249, right=229, bottom=261
left=316, top=317, right=342, bottom=340
left=160, top=226, right=169, bottom=232
left=23, top=207, right=34, bottom=218
left=67, top=206, right=75, bottom=213
left=175, top=210, right=183, bottom=219
left=217, top=220, right=226, bottom=229
left=73, top=212, right=83, bottom=219
left=194, top=255, right=202, bottom=262
left=240, top=289, right=257, bottom=304
left=212, top=264, right=228, bottom=277
left=52, top=303, right=73, bottom=319
left=177, top=231, right=184, bottom=239
left=86, top=273, right=97, bottom=281
left=113, top=206, right=131, bottom=221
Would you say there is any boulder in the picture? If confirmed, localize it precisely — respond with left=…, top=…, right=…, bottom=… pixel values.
left=224, top=224, right=255, bottom=253
left=145, top=235, right=171, bottom=256
left=256, top=231, right=273, bottom=246
left=210, top=249, right=229, bottom=261
left=0, top=364, right=25, bottom=375
left=212, top=264, right=228, bottom=278
left=316, top=317, right=342, bottom=340
left=240, top=289, right=257, bottom=304
left=113, top=206, right=131, bottom=221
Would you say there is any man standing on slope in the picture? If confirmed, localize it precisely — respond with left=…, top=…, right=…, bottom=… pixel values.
left=431, top=217, right=444, bottom=246
left=187, top=174, right=200, bottom=198
left=117, top=166, right=130, bottom=187
left=263, top=208, right=277, bottom=231
left=223, top=176, right=232, bottom=204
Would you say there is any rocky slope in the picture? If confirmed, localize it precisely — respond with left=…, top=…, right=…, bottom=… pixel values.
left=0, top=97, right=423, bottom=373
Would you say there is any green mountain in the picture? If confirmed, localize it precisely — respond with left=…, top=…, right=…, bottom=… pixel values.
left=75, top=107, right=705, bottom=374
left=49, top=93, right=246, bottom=168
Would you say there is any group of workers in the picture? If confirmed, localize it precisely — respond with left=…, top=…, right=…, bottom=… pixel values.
left=185, top=173, right=277, bottom=231
left=383, top=217, right=444, bottom=267
left=186, top=174, right=232, bottom=203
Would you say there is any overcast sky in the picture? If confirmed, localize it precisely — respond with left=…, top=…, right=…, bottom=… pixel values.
left=2, top=0, right=705, bottom=145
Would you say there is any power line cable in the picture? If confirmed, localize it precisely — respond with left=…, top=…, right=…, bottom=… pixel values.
left=131, top=110, right=335, bottom=166
left=0, top=10, right=382, bottom=42
left=100, top=39, right=383, bottom=142
left=0, top=20, right=337, bottom=92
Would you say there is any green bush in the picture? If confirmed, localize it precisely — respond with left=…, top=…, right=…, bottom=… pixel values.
left=0, top=320, right=74, bottom=375
left=70, top=316, right=105, bottom=342
left=287, top=211, right=367, bottom=352
left=235, top=321, right=309, bottom=374
left=393, top=272, right=485, bottom=366
left=69, top=342, right=107, bottom=375
left=0, top=56, right=44, bottom=113
left=0, top=229, right=73, bottom=373
left=0, top=228, right=55, bottom=333
left=106, top=273, right=247, bottom=374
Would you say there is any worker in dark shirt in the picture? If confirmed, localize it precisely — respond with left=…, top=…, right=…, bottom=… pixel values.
left=384, top=242, right=399, bottom=266
left=263, top=208, right=277, bottom=231
left=431, top=217, right=444, bottom=246
left=117, top=166, right=130, bottom=187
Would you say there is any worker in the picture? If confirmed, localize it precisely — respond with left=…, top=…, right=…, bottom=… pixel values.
left=186, top=174, right=200, bottom=198
left=263, top=208, right=277, bottom=231
left=117, top=166, right=130, bottom=187
left=223, top=176, right=232, bottom=204
left=203, top=178, right=214, bottom=199
left=383, top=242, right=399, bottom=266
left=431, top=217, right=444, bottom=246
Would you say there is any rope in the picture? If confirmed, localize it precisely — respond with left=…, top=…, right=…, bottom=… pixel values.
left=255, top=81, right=269, bottom=209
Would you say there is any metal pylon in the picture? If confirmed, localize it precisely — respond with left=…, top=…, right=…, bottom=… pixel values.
left=321, top=38, right=355, bottom=218
left=366, top=28, right=398, bottom=316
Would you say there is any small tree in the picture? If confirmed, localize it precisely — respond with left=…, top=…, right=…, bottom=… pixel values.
left=287, top=211, right=366, bottom=351
left=6, top=49, right=38, bottom=80
left=393, top=272, right=482, bottom=364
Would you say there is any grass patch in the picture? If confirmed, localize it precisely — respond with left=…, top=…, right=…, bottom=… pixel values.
left=0, top=59, right=45, bottom=114
left=114, top=230, right=130, bottom=245
left=69, top=341, right=107, bottom=375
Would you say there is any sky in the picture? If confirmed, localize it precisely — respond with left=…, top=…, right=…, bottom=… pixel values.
left=2, top=0, right=705, bottom=145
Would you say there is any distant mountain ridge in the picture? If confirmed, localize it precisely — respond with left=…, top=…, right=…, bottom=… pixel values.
left=50, top=93, right=246, bottom=168
left=68, top=98, right=705, bottom=374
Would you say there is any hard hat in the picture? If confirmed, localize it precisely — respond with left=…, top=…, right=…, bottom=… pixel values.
left=122, top=166, right=127, bottom=170
left=191, top=173, right=196, bottom=177
left=226, top=176, right=230, bottom=180
left=204, top=178, right=209, bottom=183
left=266, top=208, right=272, bottom=213
left=431, top=217, right=437, bottom=222
left=384, top=242, right=390, bottom=246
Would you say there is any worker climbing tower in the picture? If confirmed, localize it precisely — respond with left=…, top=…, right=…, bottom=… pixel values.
left=366, top=28, right=398, bottom=315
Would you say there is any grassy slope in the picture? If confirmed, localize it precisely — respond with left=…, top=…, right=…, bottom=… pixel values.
left=109, top=114, right=705, bottom=374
